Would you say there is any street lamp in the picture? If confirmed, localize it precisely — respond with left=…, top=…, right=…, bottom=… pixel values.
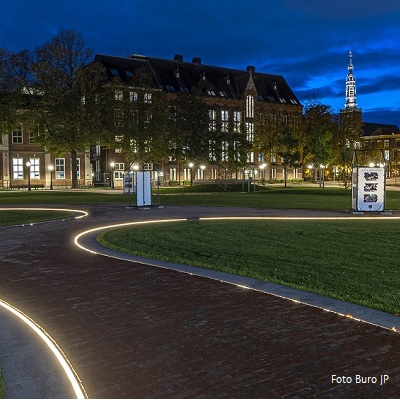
left=110, top=161, right=115, bottom=189
left=48, top=165, right=54, bottom=190
left=189, top=162, right=194, bottom=186
left=26, top=160, right=31, bottom=191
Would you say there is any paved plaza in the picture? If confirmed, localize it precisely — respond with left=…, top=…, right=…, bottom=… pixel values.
left=1, top=203, right=400, bottom=398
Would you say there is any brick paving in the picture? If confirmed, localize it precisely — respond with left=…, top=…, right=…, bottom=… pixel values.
left=1, top=204, right=400, bottom=398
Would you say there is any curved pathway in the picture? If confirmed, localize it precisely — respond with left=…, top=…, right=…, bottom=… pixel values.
left=1, top=204, right=400, bottom=398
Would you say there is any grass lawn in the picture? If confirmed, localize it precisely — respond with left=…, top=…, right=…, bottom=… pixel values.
left=97, top=219, right=400, bottom=314
left=2, top=185, right=400, bottom=210
left=0, top=368, right=5, bottom=399
left=0, top=210, right=76, bottom=226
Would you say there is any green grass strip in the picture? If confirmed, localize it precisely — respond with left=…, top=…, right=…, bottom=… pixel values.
left=97, top=219, right=400, bottom=314
left=0, top=210, right=76, bottom=226
left=0, top=368, right=5, bottom=399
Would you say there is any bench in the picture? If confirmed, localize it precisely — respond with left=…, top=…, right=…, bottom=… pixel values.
left=10, top=183, right=45, bottom=190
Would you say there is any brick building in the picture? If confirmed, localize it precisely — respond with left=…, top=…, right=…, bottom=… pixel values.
left=0, top=127, right=91, bottom=189
left=93, top=53, right=303, bottom=188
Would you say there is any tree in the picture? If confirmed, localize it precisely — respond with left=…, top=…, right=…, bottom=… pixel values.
left=335, top=109, right=363, bottom=188
left=277, top=126, right=301, bottom=187
left=28, top=29, right=104, bottom=188
left=254, top=102, right=283, bottom=181
left=300, top=100, right=338, bottom=187
left=175, top=85, right=210, bottom=165
left=103, top=67, right=170, bottom=169
left=0, top=49, right=32, bottom=135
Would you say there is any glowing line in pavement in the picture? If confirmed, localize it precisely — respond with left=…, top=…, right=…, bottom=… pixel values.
left=0, top=299, right=87, bottom=399
left=0, top=207, right=88, bottom=220
left=74, top=218, right=186, bottom=254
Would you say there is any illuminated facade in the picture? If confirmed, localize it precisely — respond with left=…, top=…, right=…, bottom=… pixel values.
left=93, top=53, right=303, bottom=187
left=0, top=130, right=91, bottom=189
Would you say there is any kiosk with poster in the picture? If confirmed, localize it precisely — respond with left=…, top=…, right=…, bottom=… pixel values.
left=352, top=150, right=386, bottom=212
left=136, top=170, right=152, bottom=207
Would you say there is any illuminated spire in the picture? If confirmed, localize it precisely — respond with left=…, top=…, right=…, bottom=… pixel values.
left=345, top=51, right=357, bottom=108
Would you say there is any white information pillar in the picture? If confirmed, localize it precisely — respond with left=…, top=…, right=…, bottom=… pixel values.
left=352, top=150, right=386, bottom=212
left=136, top=170, right=152, bottom=207
left=352, top=166, right=386, bottom=212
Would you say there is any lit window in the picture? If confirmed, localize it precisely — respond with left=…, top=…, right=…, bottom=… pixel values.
left=209, top=110, right=216, bottom=132
left=246, top=95, right=254, bottom=118
left=29, top=158, right=40, bottom=179
left=221, top=110, right=229, bottom=132
left=234, top=111, right=241, bottom=133
left=55, top=158, right=65, bottom=179
left=222, top=140, right=229, bottom=161
left=12, top=158, right=23, bottom=179
left=114, top=90, right=123, bottom=100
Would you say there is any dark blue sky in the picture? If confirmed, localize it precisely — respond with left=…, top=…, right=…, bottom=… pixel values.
left=2, top=0, right=400, bottom=125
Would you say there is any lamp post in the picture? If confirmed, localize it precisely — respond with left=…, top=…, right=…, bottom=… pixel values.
left=110, top=161, right=115, bottom=189
left=189, top=162, right=194, bottom=186
left=48, top=165, right=54, bottom=190
left=26, top=160, right=31, bottom=191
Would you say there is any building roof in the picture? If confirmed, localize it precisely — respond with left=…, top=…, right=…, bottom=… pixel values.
left=362, top=122, right=400, bottom=137
left=94, top=53, right=301, bottom=106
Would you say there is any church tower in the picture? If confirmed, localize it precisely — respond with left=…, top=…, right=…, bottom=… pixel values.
left=340, top=51, right=363, bottom=153
left=345, top=51, right=357, bottom=109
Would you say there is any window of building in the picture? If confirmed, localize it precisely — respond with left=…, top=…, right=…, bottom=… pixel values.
left=247, top=152, right=254, bottom=163
left=246, top=122, right=254, bottom=143
left=234, top=111, right=241, bottom=132
left=183, top=168, right=191, bottom=182
left=55, top=158, right=65, bottom=179
left=209, top=110, right=216, bottom=132
left=130, top=91, right=138, bottom=102
left=385, top=150, right=390, bottom=160
left=114, top=163, right=125, bottom=179
left=221, top=110, right=229, bottom=132
left=29, top=158, right=40, bottom=179
left=144, top=93, right=152, bottom=103
left=12, top=127, right=23, bottom=144
left=12, top=158, right=24, bottom=179
left=169, top=168, right=177, bottom=181
left=234, top=141, right=241, bottom=162
left=222, top=140, right=229, bottom=161
left=29, top=132, right=35, bottom=144
left=209, top=140, right=217, bottom=162
left=384, top=139, right=390, bottom=148
left=114, top=90, right=123, bottom=101
left=114, top=109, right=125, bottom=127
left=246, top=95, right=254, bottom=118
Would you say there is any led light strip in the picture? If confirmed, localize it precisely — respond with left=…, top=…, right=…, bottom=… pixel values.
left=0, top=299, right=87, bottom=399
left=0, top=207, right=88, bottom=221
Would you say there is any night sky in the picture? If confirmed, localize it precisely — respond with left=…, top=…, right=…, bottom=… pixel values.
left=2, top=0, right=400, bottom=125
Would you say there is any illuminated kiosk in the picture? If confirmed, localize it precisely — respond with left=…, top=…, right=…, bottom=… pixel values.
left=352, top=150, right=386, bottom=212
left=136, top=170, right=152, bottom=207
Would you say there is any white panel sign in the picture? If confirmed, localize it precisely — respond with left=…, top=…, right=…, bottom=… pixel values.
left=123, top=172, right=134, bottom=194
left=136, top=171, right=152, bottom=207
left=353, top=167, right=385, bottom=212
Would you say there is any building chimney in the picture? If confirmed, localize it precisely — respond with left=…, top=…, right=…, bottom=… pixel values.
left=192, top=57, right=201, bottom=65
left=174, top=54, right=183, bottom=62
left=246, top=65, right=255, bottom=73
